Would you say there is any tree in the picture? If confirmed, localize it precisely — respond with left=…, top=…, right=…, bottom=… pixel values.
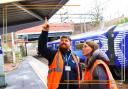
left=90, top=0, right=104, bottom=26
left=116, top=17, right=128, bottom=25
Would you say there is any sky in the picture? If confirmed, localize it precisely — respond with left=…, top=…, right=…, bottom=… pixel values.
left=49, top=0, right=128, bottom=23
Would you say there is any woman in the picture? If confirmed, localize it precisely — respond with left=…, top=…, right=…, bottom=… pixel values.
left=81, top=41, right=118, bottom=89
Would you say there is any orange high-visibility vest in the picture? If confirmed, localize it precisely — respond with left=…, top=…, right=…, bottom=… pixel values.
left=84, top=60, right=118, bottom=89
left=47, top=51, right=80, bottom=89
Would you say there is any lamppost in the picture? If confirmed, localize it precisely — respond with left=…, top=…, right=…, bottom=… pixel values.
left=11, top=32, right=16, bottom=67
left=24, top=35, right=28, bottom=56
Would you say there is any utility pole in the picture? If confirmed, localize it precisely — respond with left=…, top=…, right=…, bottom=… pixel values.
left=24, top=35, right=28, bottom=56
left=11, top=32, right=16, bottom=66
left=0, top=5, right=6, bottom=87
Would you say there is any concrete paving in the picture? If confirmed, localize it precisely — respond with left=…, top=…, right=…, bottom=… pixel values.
left=4, top=57, right=47, bottom=89
left=28, top=56, right=48, bottom=87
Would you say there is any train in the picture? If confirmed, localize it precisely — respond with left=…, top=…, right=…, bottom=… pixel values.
left=47, top=23, right=128, bottom=81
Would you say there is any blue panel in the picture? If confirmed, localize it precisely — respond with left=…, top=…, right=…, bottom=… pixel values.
left=114, top=24, right=128, bottom=69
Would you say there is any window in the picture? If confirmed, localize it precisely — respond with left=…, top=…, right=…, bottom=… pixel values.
left=75, top=40, right=84, bottom=50
left=55, top=44, right=59, bottom=49
left=47, top=44, right=52, bottom=49
left=94, top=39, right=100, bottom=44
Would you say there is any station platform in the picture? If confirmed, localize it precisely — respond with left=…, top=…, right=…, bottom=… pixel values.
left=3, top=56, right=48, bottom=89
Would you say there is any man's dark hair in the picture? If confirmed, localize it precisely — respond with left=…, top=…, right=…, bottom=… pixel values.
left=60, top=36, right=71, bottom=41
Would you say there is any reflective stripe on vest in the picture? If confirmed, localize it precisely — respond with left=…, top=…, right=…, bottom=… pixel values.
left=48, top=51, right=63, bottom=89
left=48, top=52, right=62, bottom=74
left=48, top=67, right=62, bottom=73
left=84, top=60, right=118, bottom=89
left=48, top=51, right=80, bottom=89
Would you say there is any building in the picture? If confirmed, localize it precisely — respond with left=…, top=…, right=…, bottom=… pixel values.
left=16, top=23, right=73, bottom=41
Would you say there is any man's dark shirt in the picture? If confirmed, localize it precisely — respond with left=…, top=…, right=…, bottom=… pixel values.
left=38, top=31, right=82, bottom=89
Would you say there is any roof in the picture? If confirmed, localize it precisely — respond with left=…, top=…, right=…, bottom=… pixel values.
left=0, top=0, right=69, bottom=31
left=16, top=23, right=73, bottom=35
left=114, top=22, right=128, bottom=31
left=48, top=25, right=117, bottom=43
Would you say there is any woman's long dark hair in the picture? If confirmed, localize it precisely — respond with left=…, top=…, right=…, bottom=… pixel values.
left=84, top=41, right=99, bottom=69
left=85, top=41, right=99, bottom=56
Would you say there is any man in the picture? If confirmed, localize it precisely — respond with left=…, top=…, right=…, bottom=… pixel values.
left=38, top=21, right=81, bottom=89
